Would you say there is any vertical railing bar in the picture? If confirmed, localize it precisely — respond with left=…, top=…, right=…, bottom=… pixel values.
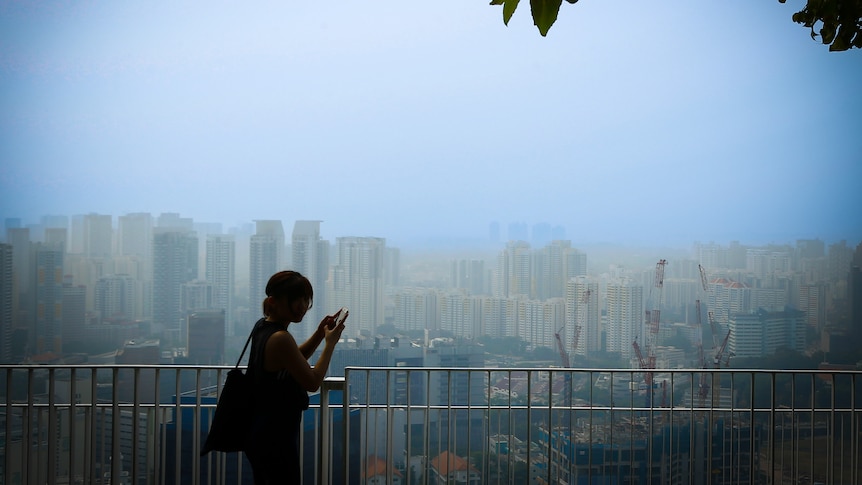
left=364, top=370, right=371, bottom=485
left=467, top=370, right=472, bottom=485
left=507, top=369, right=514, bottom=485
left=112, top=367, right=122, bottom=484
left=690, top=370, right=696, bottom=485
left=132, top=367, right=141, bottom=485
left=809, top=372, right=814, bottom=484
left=588, top=370, right=593, bottom=485
left=47, top=368, right=56, bottom=485
left=829, top=371, right=836, bottom=484
left=4, top=368, right=12, bottom=485
left=154, top=366, right=162, bottom=485
left=630, top=370, right=635, bottom=485
left=747, top=371, right=754, bottom=485
left=423, top=369, right=431, bottom=485
left=484, top=370, right=491, bottom=485
left=192, top=369, right=201, bottom=485
left=386, top=369, right=393, bottom=485
left=342, top=368, right=350, bottom=485
left=790, top=371, right=796, bottom=484
left=88, top=368, right=97, bottom=484
left=24, top=368, right=33, bottom=485
left=852, top=372, right=858, bottom=485
left=174, top=367, right=182, bottom=485
left=69, top=368, right=77, bottom=485
left=405, top=369, right=412, bottom=485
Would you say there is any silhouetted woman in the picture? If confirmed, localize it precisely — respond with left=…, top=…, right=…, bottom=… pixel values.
left=244, top=270, right=347, bottom=484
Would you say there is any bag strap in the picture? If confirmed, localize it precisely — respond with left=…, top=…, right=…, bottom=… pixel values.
left=234, top=321, right=258, bottom=369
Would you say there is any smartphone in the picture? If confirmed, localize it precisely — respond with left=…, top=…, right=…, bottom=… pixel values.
left=334, top=307, right=349, bottom=325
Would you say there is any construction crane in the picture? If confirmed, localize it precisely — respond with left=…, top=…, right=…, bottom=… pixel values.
left=554, top=325, right=571, bottom=368
left=632, top=337, right=654, bottom=407
left=698, top=264, right=709, bottom=292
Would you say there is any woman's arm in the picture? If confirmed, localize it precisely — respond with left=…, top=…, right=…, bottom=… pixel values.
left=265, top=321, right=346, bottom=392
left=298, top=310, right=345, bottom=359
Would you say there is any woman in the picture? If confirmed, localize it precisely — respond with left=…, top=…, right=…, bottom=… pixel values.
left=244, top=270, right=347, bottom=484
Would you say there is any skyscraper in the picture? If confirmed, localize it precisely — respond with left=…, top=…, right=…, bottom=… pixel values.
left=187, top=309, right=225, bottom=365
left=94, top=274, right=138, bottom=322
left=34, top=241, right=64, bottom=354
left=606, top=280, right=643, bottom=360
left=566, top=277, right=599, bottom=357
left=0, top=243, right=13, bottom=363
left=495, top=241, right=531, bottom=298
left=206, top=234, right=235, bottom=335
left=249, top=220, right=284, bottom=318
left=152, top=228, right=198, bottom=345
left=291, top=221, right=329, bottom=341
left=333, top=237, right=386, bottom=338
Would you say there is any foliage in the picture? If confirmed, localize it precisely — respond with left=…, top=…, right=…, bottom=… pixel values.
left=490, top=0, right=862, bottom=51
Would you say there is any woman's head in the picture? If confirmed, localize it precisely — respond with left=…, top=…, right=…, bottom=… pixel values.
left=262, top=270, right=313, bottom=322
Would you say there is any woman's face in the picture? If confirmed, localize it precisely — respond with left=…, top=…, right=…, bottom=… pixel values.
left=270, top=295, right=310, bottom=323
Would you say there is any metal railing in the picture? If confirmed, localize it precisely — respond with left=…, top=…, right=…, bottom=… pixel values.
left=1, top=365, right=860, bottom=484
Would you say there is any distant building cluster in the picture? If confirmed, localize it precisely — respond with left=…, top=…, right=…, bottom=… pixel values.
left=1, top=214, right=861, bottom=370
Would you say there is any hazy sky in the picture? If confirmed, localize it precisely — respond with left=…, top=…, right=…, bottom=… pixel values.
left=2, top=1, right=860, bottom=248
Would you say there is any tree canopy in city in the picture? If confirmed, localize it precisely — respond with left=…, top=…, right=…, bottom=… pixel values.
left=491, top=0, right=862, bottom=51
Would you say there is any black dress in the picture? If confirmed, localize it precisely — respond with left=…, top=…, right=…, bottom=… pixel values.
left=243, top=319, right=311, bottom=484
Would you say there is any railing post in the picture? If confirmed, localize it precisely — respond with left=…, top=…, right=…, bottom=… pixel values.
left=319, top=376, right=346, bottom=485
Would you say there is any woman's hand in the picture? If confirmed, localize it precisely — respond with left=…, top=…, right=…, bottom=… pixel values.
left=324, top=310, right=347, bottom=346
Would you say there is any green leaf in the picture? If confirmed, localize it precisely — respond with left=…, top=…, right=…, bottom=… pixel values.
left=503, top=0, right=520, bottom=25
left=530, top=0, right=563, bottom=36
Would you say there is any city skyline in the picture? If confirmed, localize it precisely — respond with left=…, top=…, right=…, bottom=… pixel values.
left=1, top=2, right=861, bottom=248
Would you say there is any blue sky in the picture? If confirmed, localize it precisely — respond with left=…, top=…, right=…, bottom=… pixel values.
left=1, top=0, right=860, bottom=248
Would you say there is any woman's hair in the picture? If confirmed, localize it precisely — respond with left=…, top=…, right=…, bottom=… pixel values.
left=262, top=270, right=314, bottom=316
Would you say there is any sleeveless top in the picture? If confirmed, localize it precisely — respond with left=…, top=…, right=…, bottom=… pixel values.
left=247, top=318, right=310, bottom=416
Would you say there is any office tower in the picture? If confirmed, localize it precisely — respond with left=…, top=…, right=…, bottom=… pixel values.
left=0, top=244, right=12, bottom=362
left=82, top=214, right=113, bottom=258
left=451, top=259, right=486, bottom=295
left=33, top=242, right=64, bottom=355
left=828, top=240, right=855, bottom=283
left=332, top=237, right=386, bottom=338
left=746, top=249, right=791, bottom=280
left=187, top=310, right=225, bottom=365
left=563, top=247, right=587, bottom=279
left=707, top=278, right=752, bottom=326
left=62, top=281, right=87, bottom=352
left=94, top=274, right=137, bottom=322
left=249, top=220, right=284, bottom=315
left=439, top=292, right=484, bottom=338
left=798, top=284, right=826, bottom=330
left=395, top=288, right=438, bottom=333
left=157, top=213, right=194, bottom=231
left=566, top=277, right=599, bottom=357
left=539, top=240, right=571, bottom=300
left=605, top=280, right=643, bottom=360
left=728, top=307, right=806, bottom=358
left=152, top=229, right=198, bottom=344
left=291, top=221, right=329, bottom=341
left=206, top=234, right=235, bottom=335
left=518, top=298, right=563, bottom=351
left=495, top=241, right=531, bottom=298
left=118, top=212, right=153, bottom=270
left=181, top=280, right=213, bottom=315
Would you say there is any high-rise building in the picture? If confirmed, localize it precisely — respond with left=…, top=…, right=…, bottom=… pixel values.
left=333, top=237, right=386, bottom=338
left=451, top=259, right=486, bottom=295
left=249, top=220, right=284, bottom=317
left=187, top=310, right=225, bottom=365
left=566, top=277, right=599, bottom=357
left=605, top=280, right=643, bottom=360
left=62, top=281, right=87, bottom=352
left=495, top=241, right=531, bottom=298
left=118, top=213, right=153, bottom=282
left=152, top=229, right=198, bottom=344
left=439, top=292, right=484, bottom=338
left=291, top=221, right=329, bottom=341
left=206, top=234, right=235, bottom=335
left=181, top=280, right=214, bottom=315
left=849, top=266, right=862, bottom=340
left=82, top=213, right=113, bottom=259
left=728, top=307, right=806, bottom=358
left=0, top=243, right=13, bottom=363
left=798, top=284, right=826, bottom=330
left=395, top=288, right=439, bottom=333
left=34, top=241, right=64, bottom=355
left=518, top=298, right=563, bottom=351
left=94, top=274, right=138, bottom=322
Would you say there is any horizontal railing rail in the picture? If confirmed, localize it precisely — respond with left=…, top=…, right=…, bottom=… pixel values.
left=1, top=365, right=859, bottom=485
